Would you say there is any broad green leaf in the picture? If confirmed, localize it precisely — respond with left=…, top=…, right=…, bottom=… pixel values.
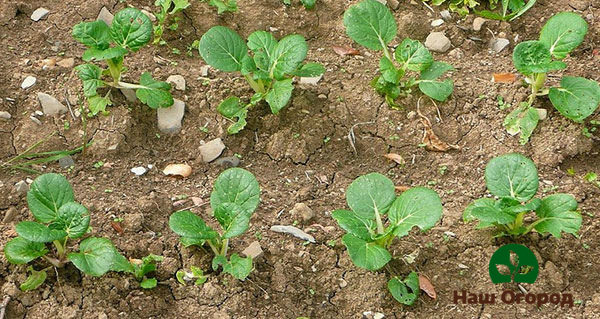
left=169, top=210, right=219, bottom=241
left=110, top=8, right=153, bottom=51
left=207, top=0, right=238, bottom=14
left=485, top=153, right=539, bottom=201
left=72, top=20, right=111, bottom=50
left=539, top=12, right=588, bottom=60
left=418, top=62, right=454, bottom=102
left=140, top=278, right=158, bottom=289
left=199, top=26, right=247, bottom=72
left=68, top=237, right=117, bottom=277
left=134, top=254, right=163, bottom=277
left=388, top=272, right=419, bottom=305
left=241, top=55, right=258, bottom=75
left=20, top=267, right=47, bottom=291
left=210, top=168, right=261, bottom=215
left=217, top=96, right=248, bottom=134
left=342, top=233, right=391, bottom=271
left=503, top=198, right=541, bottom=214
left=75, top=64, right=105, bottom=97
left=88, top=95, right=112, bottom=116
left=82, top=47, right=128, bottom=62
left=343, top=0, right=397, bottom=51
left=50, top=202, right=90, bottom=239
left=247, top=31, right=277, bottom=71
left=265, top=79, right=294, bottom=114
left=331, top=209, right=374, bottom=241
left=4, top=237, right=48, bottom=264
left=16, top=221, right=66, bottom=243
left=270, top=35, right=308, bottom=80
left=171, top=0, right=191, bottom=13
left=470, top=205, right=516, bottom=225
left=508, top=0, right=536, bottom=21
left=512, top=41, right=566, bottom=75
left=346, top=173, right=396, bottom=220
left=110, top=251, right=135, bottom=273
left=420, top=61, right=454, bottom=80
left=214, top=203, right=251, bottom=239
left=380, top=56, right=400, bottom=84
left=27, top=173, right=74, bottom=223
left=549, top=77, right=600, bottom=122
left=534, top=194, right=581, bottom=238
left=463, top=198, right=496, bottom=228
left=135, top=72, right=174, bottom=109
left=388, top=187, right=443, bottom=237
left=395, top=38, right=433, bottom=72
left=291, top=63, right=325, bottom=77
left=222, top=254, right=253, bottom=280
left=301, top=0, right=316, bottom=9
left=212, top=255, right=227, bottom=271
left=504, top=103, right=540, bottom=145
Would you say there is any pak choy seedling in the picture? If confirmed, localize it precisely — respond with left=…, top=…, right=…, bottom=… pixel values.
left=505, top=12, right=600, bottom=144
left=332, top=173, right=443, bottom=305
left=3, top=173, right=162, bottom=291
left=201, top=0, right=238, bottom=14
left=153, top=0, right=190, bottom=45
left=463, top=153, right=582, bottom=238
left=344, top=0, right=454, bottom=109
left=72, top=8, right=174, bottom=116
left=198, top=26, right=325, bottom=134
left=422, top=0, right=536, bottom=20
left=169, top=168, right=261, bottom=280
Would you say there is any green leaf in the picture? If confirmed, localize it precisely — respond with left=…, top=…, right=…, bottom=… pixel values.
left=343, top=0, right=397, bottom=51
left=140, top=278, right=158, bottom=289
left=75, top=64, right=105, bottom=97
left=300, top=0, right=316, bottom=9
left=418, top=61, right=454, bottom=101
left=470, top=204, right=516, bottom=225
left=199, top=26, right=247, bottom=72
left=534, top=194, right=581, bottom=238
left=463, top=198, right=497, bottom=228
left=68, top=237, right=118, bottom=277
left=342, top=233, right=391, bottom=271
left=110, top=251, right=135, bottom=273
left=20, top=267, right=47, bottom=291
left=504, top=103, right=540, bottom=145
left=207, top=0, right=238, bottom=14
left=291, top=63, right=325, bottom=77
left=388, top=272, right=419, bottom=305
left=212, top=255, right=227, bottom=271
left=27, top=173, right=75, bottom=223
left=214, top=203, right=251, bottom=239
left=539, top=12, right=588, bottom=60
left=222, top=254, right=253, bottom=280
left=4, top=237, right=48, bottom=264
left=331, top=209, right=374, bottom=241
left=210, top=168, right=261, bottom=215
left=380, top=56, right=401, bottom=84
left=169, top=210, right=219, bottom=243
left=135, top=72, right=174, bottom=109
left=485, top=153, right=539, bottom=201
left=88, top=95, right=112, bottom=116
left=171, top=0, right=191, bottom=13
left=50, top=202, right=90, bottom=239
left=549, top=77, right=600, bottom=122
left=247, top=31, right=277, bottom=71
left=217, top=96, right=248, bottom=134
left=512, top=41, right=566, bottom=75
left=72, top=20, right=111, bottom=50
left=16, top=221, right=67, bottom=243
left=110, top=8, right=153, bottom=51
left=265, top=79, right=294, bottom=114
left=82, top=47, right=128, bottom=62
left=388, top=187, right=443, bottom=237
left=395, top=38, right=433, bottom=72
left=270, top=35, right=308, bottom=80
left=346, top=173, right=396, bottom=220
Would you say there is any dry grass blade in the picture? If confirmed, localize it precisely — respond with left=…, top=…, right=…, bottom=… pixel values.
left=332, top=46, right=360, bottom=56
left=347, top=122, right=374, bottom=155
left=417, top=98, right=459, bottom=152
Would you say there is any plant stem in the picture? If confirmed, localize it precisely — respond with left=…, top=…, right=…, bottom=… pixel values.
left=106, top=59, right=122, bottom=86
left=381, top=43, right=392, bottom=62
left=528, top=73, right=547, bottom=105
left=42, top=256, right=64, bottom=268
left=374, top=206, right=384, bottom=235
left=221, top=239, right=229, bottom=257
left=207, top=240, right=221, bottom=256
left=244, top=74, right=264, bottom=94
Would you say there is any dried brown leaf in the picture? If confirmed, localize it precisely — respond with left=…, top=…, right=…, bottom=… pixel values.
left=384, top=153, right=405, bottom=166
left=493, top=73, right=517, bottom=83
left=419, top=275, right=437, bottom=299
left=332, top=46, right=360, bottom=56
left=418, top=110, right=459, bottom=152
left=110, top=221, right=124, bottom=235
left=395, top=185, right=411, bottom=192
left=163, top=163, right=192, bottom=177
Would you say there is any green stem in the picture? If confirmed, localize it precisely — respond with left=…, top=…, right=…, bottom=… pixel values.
left=374, top=206, right=384, bottom=235
left=207, top=240, right=221, bottom=256
left=244, top=74, right=264, bottom=94
left=106, top=59, right=122, bottom=86
left=528, top=73, right=547, bottom=105
left=381, top=43, right=392, bottom=62
left=43, top=256, right=63, bottom=268
left=221, top=239, right=229, bottom=257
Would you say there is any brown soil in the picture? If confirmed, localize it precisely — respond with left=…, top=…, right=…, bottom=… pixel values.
left=1, top=0, right=599, bottom=318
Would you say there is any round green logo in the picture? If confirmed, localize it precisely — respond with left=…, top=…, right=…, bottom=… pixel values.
left=489, top=244, right=539, bottom=284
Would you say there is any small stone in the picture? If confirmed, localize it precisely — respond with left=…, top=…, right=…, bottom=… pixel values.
left=214, top=156, right=240, bottom=168
left=569, top=0, right=590, bottom=11
left=431, top=19, right=444, bottom=27
left=96, top=7, right=113, bottom=25
left=425, top=32, right=451, bottom=53
left=440, top=10, right=451, bottom=21
left=141, top=9, right=156, bottom=22
left=21, top=76, right=36, bottom=89
left=38, top=93, right=67, bottom=116
left=31, top=8, right=49, bottom=21
left=123, top=213, right=144, bottom=232
left=157, top=99, right=185, bottom=134
left=388, top=0, right=400, bottom=10
left=374, top=0, right=386, bottom=4
left=241, top=241, right=264, bottom=260
left=30, top=116, right=41, bottom=125
left=458, top=263, right=469, bottom=269
left=98, top=313, right=108, bottom=319
left=2, top=207, right=18, bottom=223
left=120, top=89, right=137, bottom=103
left=535, top=108, right=547, bottom=120
left=290, top=203, right=314, bottom=222
left=490, top=38, right=510, bottom=53
left=57, top=58, right=75, bottom=68
left=15, top=180, right=29, bottom=194
left=58, top=155, right=74, bottom=168
left=473, top=17, right=486, bottom=31
left=199, top=138, right=226, bottom=162
left=300, top=74, right=323, bottom=85
left=0, top=111, right=11, bottom=120
left=131, top=166, right=147, bottom=176
left=166, top=75, right=186, bottom=91
left=200, top=66, right=209, bottom=77
left=35, top=111, right=43, bottom=116
left=339, top=279, right=348, bottom=288
left=270, top=225, right=315, bottom=243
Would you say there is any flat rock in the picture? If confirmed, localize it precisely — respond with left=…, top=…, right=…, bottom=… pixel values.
left=473, top=17, right=486, bottom=31
left=120, top=88, right=137, bottom=102
left=14, top=180, right=29, bottom=194
left=97, top=6, right=113, bottom=25
left=131, top=167, right=147, bottom=176
left=31, top=8, right=49, bottom=21
left=58, top=155, right=74, bottom=168
left=2, top=207, right=18, bottom=223
left=300, top=74, right=322, bottom=85
left=0, top=111, right=11, bottom=120
left=199, top=138, right=226, bottom=162
left=214, top=156, right=240, bottom=168
left=200, top=66, right=209, bottom=77
left=166, top=75, right=186, bottom=91
left=388, top=0, right=400, bottom=10
left=21, top=76, right=36, bottom=89
left=490, top=38, right=510, bottom=53
left=141, top=9, right=156, bottom=22
left=425, top=32, right=451, bottom=53
left=157, top=99, right=185, bottom=134
left=290, top=203, right=314, bottom=222
left=241, top=241, right=264, bottom=260
left=431, top=19, right=444, bottom=27
left=38, top=93, right=67, bottom=116
left=57, top=58, right=75, bottom=68
left=270, top=225, right=315, bottom=243
left=440, top=10, right=451, bottom=21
